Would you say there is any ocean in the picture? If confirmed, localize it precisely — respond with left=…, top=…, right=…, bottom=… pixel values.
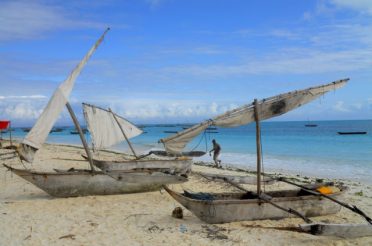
left=4, top=120, right=372, bottom=183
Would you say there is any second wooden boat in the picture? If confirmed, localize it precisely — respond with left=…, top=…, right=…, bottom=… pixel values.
left=163, top=185, right=346, bottom=224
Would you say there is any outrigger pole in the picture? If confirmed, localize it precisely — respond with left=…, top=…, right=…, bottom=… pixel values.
left=66, top=102, right=96, bottom=172
left=109, top=108, right=138, bottom=158
left=275, top=177, right=372, bottom=225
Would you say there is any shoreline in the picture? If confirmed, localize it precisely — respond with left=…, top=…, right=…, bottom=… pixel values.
left=6, top=138, right=372, bottom=185
left=0, top=142, right=371, bottom=245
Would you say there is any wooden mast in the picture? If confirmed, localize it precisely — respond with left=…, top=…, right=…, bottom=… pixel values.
left=253, top=99, right=262, bottom=196
left=66, top=102, right=95, bottom=172
left=109, top=108, right=138, bottom=158
left=9, top=121, right=12, bottom=146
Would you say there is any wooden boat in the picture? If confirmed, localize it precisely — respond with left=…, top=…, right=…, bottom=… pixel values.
left=160, top=79, right=372, bottom=237
left=81, top=103, right=193, bottom=175
left=82, top=154, right=192, bottom=174
left=4, top=165, right=187, bottom=198
left=194, top=172, right=276, bottom=185
left=163, top=185, right=346, bottom=224
left=8, top=28, right=188, bottom=198
left=338, top=131, right=367, bottom=135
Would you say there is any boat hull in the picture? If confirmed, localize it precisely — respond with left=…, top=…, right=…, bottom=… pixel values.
left=164, top=186, right=345, bottom=224
left=5, top=165, right=187, bottom=198
left=89, top=157, right=192, bottom=175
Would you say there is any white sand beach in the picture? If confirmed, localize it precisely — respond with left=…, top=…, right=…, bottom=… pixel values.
left=1, top=142, right=371, bottom=246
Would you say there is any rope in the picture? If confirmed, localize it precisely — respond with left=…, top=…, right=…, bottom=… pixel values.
left=189, top=130, right=208, bottom=152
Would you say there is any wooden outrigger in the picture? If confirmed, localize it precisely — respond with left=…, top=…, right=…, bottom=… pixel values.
left=163, top=78, right=372, bottom=237
left=5, top=28, right=188, bottom=198
left=81, top=103, right=193, bottom=175
left=84, top=155, right=192, bottom=175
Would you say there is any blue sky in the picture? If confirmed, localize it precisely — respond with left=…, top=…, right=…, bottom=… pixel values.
left=1, top=0, right=372, bottom=126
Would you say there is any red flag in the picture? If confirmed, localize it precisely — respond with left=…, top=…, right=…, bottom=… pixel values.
left=0, top=121, right=10, bottom=130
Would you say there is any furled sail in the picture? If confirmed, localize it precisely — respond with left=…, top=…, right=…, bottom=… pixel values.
left=83, top=103, right=143, bottom=150
left=18, top=28, right=110, bottom=163
left=160, top=78, right=349, bottom=154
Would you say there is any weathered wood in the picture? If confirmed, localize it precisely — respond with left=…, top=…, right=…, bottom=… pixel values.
left=253, top=99, right=262, bottom=196
left=4, top=164, right=187, bottom=198
left=223, top=179, right=312, bottom=223
left=82, top=154, right=192, bottom=175
left=66, top=102, right=95, bottom=172
left=163, top=185, right=344, bottom=224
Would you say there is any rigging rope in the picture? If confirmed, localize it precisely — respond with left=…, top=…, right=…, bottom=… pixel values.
left=189, top=130, right=208, bottom=152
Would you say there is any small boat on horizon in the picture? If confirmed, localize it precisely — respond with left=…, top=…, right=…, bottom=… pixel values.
left=70, top=129, right=88, bottom=134
left=305, top=124, right=318, bottom=127
left=337, top=131, right=367, bottom=135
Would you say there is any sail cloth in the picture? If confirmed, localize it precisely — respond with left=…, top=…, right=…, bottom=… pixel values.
left=160, top=78, right=349, bottom=154
left=18, top=28, right=110, bottom=163
left=83, top=103, right=143, bottom=150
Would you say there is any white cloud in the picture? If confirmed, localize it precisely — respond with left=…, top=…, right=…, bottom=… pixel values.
left=0, top=95, right=47, bottom=100
left=104, top=99, right=238, bottom=121
left=0, top=94, right=48, bottom=120
left=330, top=99, right=372, bottom=115
left=331, top=0, right=372, bottom=15
left=332, top=101, right=350, bottom=112
left=3, top=103, right=43, bottom=119
left=0, top=0, right=105, bottom=41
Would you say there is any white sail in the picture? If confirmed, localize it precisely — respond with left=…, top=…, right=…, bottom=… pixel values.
left=160, top=78, right=349, bottom=154
left=18, top=28, right=110, bottom=163
left=83, top=103, right=143, bottom=150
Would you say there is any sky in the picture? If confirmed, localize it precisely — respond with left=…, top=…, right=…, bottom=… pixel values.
left=0, top=0, right=372, bottom=126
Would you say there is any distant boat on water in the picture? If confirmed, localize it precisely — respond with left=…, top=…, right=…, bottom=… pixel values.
left=305, top=124, right=318, bottom=127
left=50, top=127, right=64, bottom=133
left=206, top=127, right=218, bottom=130
left=164, top=131, right=178, bottom=134
left=70, top=129, right=88, bottom=134
left=337, top=131, right=367, bottom=135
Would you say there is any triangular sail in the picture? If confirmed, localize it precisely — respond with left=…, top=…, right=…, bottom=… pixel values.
left=160, top=78, right=349, bottom=154
left=83, top=103, right=143, bottom=150
left=18, top=28, right=110, bottom=163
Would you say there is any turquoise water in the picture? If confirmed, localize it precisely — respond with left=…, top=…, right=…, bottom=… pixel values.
left=5, top=120, right=372, bottom=183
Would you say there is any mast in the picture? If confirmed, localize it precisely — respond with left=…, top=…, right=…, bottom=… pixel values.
left=66, top=102, right=95, bottom=172
left=9, top=121, right=12, bottom=146
left=253, top=99, right=262, bottom=196
left=109, top=108, right=138, bottom=158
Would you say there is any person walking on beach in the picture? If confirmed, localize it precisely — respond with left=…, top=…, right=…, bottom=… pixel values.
left=209, top=139, right=221, bottom=168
